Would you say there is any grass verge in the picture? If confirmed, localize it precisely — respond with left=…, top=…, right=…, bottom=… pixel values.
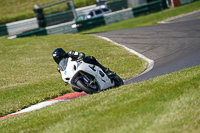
left=0, top=34, right=147, bottom=117
left=0, top=65, right=200, bottom=133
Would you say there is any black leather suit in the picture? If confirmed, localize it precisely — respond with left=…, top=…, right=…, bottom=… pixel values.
left=57, top=51, right=108, bottom=73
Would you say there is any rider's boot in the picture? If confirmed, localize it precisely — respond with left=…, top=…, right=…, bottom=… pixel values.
left=94, top=61, right=116, bottom=78
left=104, top=68, right=116, bottom=79
left=86, top=56, right=116, bottom=79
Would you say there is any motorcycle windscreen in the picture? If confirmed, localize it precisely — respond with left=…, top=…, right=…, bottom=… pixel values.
left=58, top=58, right=68, bottom=71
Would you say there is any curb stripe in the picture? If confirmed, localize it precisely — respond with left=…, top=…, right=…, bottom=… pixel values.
left=47, top=91, right=87, bottom=101
left=0, top=92, right=87, bottom=120
left=0, top=113, right=24, bottom=120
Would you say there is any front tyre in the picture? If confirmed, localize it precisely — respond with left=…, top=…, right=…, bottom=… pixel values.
left=72, top=86, right=83, bottom=92
left=76, top=79, right=99, bottom=94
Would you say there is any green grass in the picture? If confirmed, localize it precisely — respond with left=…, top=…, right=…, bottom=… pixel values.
left=1, top=1, right=200, bottom=133
left=81, top=0, right=200, bottom=34
left=0, top=34, right=147, bottom=117
left=1, top=65, right=200, bottom=133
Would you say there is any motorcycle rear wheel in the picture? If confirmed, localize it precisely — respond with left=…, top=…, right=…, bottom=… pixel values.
left=76, top=79, right=99, bottom=94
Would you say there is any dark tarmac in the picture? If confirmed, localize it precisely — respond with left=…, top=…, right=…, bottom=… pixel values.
left=95, top=11, right=200, bottom=84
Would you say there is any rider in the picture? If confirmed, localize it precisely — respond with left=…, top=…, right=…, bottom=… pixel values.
left=52, top=48, right=116, bottom=78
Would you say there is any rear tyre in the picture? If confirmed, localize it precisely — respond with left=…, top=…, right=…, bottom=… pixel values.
left=76, top=79, right=99, bottom=94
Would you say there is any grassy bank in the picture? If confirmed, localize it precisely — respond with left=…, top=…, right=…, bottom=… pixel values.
left=1, top=65, right=200, bottom=133
left=0, top=34, right=147, bottom=117
left=81, top=0, right=200, bottom=33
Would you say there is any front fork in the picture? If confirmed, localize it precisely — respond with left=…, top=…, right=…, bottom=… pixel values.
left=75, top=72, right=95, bottom=86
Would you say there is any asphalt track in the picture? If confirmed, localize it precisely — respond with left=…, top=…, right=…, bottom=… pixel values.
left=95, top=12, right=200, bottom=85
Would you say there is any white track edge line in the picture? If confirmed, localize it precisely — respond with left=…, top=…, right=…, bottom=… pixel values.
left=158, top=9, right=200, bottom=24
left=11, top=100, right=69, bottom=115
left=96, top=35, right=154, bottom=78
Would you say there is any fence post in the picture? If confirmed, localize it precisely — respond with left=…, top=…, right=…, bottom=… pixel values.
left=71, top=0, right=77, bottom=19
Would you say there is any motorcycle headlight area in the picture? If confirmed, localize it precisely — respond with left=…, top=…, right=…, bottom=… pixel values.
left=59, top=58, right=69, bottom=71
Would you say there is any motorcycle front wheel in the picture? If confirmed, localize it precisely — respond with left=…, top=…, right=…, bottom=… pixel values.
left=72, top=86, right=83, bottom=92
left=76, top=79, right=99, bottom=94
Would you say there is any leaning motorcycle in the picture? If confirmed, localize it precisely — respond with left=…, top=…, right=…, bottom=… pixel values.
left=58, top=57, right=124, bottom=94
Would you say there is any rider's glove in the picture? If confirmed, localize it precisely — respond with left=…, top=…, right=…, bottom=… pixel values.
left=77, top=52, right=85, bottom=61
left=57, top=65, right=61, bottom=73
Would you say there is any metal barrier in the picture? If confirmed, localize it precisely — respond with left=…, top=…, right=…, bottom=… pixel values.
left=128, top=0, right=147, bottom=7
left=0, top=24, right=8, bottom=36
left=132, top=0, right=163, bottom=17
left=10, top=22, right=77, bottom=38
left=76, top=16, right=105, bottom=32
left=17, top=28, right=47, bottom=38
left=104, top=8, right=134, bottom=25
left=6, top=18, right=38, bottom=35
left=46, top=21, right=77, bottom=34
left=45, top=10, right=74, bottom=26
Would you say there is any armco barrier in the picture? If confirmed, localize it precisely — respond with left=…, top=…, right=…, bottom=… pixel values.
left=45, top=10, right=74, bottom=27
left=14, top=22, right=78, bottom=38
left=132, top=0, right=163, bottom=17
left=46, top=21, right=77, bottom=35
left=6, top=18, right=38, bottom=35
left=148, top=0, right=163, bottom=13
left=104, top=8, right=134, bottom=25
left=128, top=0, right=147, bottom=7
left=16, top=28, right=47, bottom=38
left=0, top=24, right=8, bottom=36
left=76, top=16, right=105, bottom=32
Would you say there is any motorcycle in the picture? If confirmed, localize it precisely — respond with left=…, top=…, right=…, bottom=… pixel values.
left=58, top=57, right=124, bottom=94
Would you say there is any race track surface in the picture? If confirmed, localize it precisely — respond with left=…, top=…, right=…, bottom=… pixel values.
left=95, top=12, right=200, bottom=84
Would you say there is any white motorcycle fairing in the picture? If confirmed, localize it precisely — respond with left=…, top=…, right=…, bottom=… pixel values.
left=59, top=57, right=115, bottom=92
